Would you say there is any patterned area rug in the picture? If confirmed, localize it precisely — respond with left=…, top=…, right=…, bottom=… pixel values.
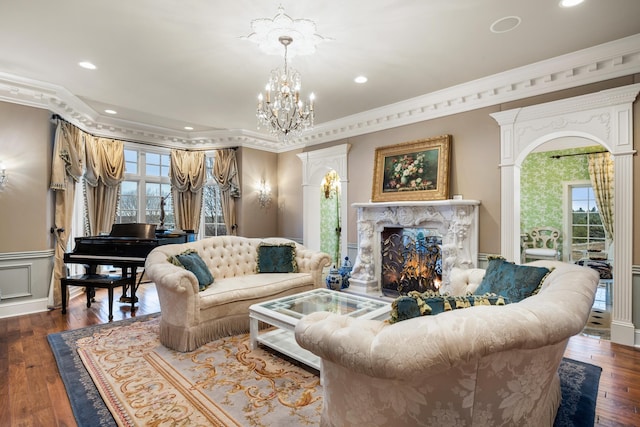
left=48, top=314, right=600, bottom=427
left=48, top=314, right=321, bottom=426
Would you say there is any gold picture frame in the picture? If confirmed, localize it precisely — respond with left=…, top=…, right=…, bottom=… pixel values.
left=371, top=135, right=451, bottom=202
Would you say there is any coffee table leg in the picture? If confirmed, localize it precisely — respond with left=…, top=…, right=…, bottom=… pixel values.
left=249, top=316, right=258, bottom=350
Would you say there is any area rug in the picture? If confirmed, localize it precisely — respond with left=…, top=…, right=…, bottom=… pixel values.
left=49, top=315, right=601, bottom=427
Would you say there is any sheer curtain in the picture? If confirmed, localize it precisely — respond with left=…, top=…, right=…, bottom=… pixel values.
left=48, top=120, right=85, bottom=308
left=213, top=148, right=241, bottom=235
left=170, top=150, right=206, bottom=232
left=84, top=136, right=125, bottom=235
left=587, top=151, right=614, bottom=250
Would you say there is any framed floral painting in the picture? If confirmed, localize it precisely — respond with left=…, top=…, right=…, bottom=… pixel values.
left=371, top=135, right=451, bottom=202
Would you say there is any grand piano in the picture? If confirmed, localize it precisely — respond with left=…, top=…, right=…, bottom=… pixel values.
left=63, top=223, right=191, bottom=318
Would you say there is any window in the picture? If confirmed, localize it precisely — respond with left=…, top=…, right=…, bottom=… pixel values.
left=570, top=185, right=605, bottom=260
left=116, top=146, right=225, bottom=237
left=202, top=155, right=227, bottom=237
left=116, top=147, right=174, bottom=230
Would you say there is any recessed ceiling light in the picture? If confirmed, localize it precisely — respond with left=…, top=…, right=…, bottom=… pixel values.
left=184, top=126, right=194, bottom=131
left=559, top=0, right=584, bottom=7
left=104, top=109, right=117, bottom=115
left=78, top=61, right=97, bottom=70
left=354, top=76, right=368, bottom=84
left=490, top=16, right=522, bottom=33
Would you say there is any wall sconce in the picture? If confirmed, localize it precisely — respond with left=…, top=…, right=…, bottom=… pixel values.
left=0, top=161, right=7, bottom=188
left=321, top=170, right=339, bottom=199
left=257, top=179, right=272, bottom=209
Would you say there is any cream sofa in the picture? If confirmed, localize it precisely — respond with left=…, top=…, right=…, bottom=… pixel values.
left=145, top=236, right=331, bottom=352
left=295, top=261, right=599, bottom=427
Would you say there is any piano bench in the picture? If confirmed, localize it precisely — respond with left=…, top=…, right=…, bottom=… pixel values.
left=61, top=274, right=136, bottom=321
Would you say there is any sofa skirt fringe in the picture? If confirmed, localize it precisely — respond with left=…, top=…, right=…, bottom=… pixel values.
left=160, top=315, right=251, bottom=352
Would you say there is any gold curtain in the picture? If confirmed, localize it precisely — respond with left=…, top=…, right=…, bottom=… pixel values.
left=587, top=152, right=614, bottom=245
left=84, top=136, right=125, bottom=235
left=213, top=149, right=241, bottom=235
left=170, top=150, right=206, bottom=232
left=48, top=120, right=85, bottom=309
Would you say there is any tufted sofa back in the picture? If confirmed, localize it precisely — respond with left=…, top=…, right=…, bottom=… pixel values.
left=147, top=235, right=321, bottom=281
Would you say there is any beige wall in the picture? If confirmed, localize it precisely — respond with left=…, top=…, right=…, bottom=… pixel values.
left=287, top=75, right=640, bottom=263
left=236, top=147, right=278, bottom=238
left=0, top=102, right=54, bottom=253
left=297, top=106, right=503, bottom=255
left=0, top=77, right=636, bottom=259
left=276, top=149, right=304, bottom=241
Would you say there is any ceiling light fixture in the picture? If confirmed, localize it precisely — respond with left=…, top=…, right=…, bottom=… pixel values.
left=104, top=109, right=117, bottom=114
left=256, top=35, right=315, bottom=142
left=354, top=76, right=368, bottom=84
left=184, top=126, right=194, bottom=131
left=559, top=0, right=584, bottom=7
left=78, top=61, right=97, bottom=70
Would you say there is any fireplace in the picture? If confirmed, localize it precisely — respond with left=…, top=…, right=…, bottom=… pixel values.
left=381, top=227, right=443, bottom=297
left=350, top=200, right=480, bottom=295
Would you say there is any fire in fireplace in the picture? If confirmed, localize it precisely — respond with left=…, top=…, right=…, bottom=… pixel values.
left=381, top=227, right=442, bottom=297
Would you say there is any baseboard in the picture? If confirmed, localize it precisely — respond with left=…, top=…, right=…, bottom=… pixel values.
left=0, top=297, right=49, bottom=319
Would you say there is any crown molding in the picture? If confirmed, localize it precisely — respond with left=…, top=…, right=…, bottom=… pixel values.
left=1, top=34, right=639, bottom=153
left=298, top=34, right=640, bottom=147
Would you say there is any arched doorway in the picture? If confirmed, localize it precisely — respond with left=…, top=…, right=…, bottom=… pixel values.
left=297, top=144, right=350, bottom=260
left=491, top=83, right=640, bottom=346
left=521, top=137, right=610, bottom=263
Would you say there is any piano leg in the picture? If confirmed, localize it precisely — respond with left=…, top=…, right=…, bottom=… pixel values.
left=129, top=278, right=136, bottom=315
left=119, top=267, right=139, bottom=305
left=61, top=280, right=67, bottom=314
left=107, top=286, right=115, bottom=321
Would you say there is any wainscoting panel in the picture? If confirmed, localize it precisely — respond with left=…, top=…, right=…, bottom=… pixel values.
left=0, top=250, right=54, bottom=318
left=0, top=263, right=32, bottom=299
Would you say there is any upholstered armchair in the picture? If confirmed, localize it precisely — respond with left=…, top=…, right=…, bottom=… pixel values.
left=295, top=261, right=599, bottom=427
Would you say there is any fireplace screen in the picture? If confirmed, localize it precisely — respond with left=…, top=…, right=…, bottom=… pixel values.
left=381, top=227, right=442, bottom=297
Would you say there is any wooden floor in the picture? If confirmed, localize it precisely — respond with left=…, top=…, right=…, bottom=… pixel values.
left=0, top=284, right=639, bottom=427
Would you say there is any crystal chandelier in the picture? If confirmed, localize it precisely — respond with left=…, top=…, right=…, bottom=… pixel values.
left=256, top=35, right=315, bottom=142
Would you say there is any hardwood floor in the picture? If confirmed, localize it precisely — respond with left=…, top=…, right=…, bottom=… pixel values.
left=1, top=283, right=639, bottom=426
left=0, top=283, right=159, bottom=427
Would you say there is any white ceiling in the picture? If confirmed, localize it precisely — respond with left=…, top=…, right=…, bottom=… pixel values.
left=1, top=1, right=640, bottom=151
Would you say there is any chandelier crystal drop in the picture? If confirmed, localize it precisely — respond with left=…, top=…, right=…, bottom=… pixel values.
left=256, top=36, right=315, bottom=142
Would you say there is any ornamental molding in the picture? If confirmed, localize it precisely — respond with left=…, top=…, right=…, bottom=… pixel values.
left=1, top=34, right=639, bottom=152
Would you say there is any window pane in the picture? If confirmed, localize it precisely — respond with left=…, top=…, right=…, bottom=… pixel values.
left=570, top=184, right=606, bottom=261
left=124, top=149, right=138, bottom=174
left=206, top=156, right=214, bottom=180
left=117, top=181, right=138, bottom=223
left=146, top=153, right=160, bottom=176
left=203, top=183, right=226, bottom=236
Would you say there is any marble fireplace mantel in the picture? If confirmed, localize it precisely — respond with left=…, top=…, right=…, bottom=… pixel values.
left=350, top=200, right=480, bottom=294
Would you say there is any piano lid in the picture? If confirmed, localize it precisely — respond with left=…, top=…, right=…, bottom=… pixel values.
left=109, top=223, right=157, bottom=239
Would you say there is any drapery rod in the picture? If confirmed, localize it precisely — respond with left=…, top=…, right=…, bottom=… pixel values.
left=50, top=114, right=237, bottom=152
left=549, top=150, right=608, bottom=159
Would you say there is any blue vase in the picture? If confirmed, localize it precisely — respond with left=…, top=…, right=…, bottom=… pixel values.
left=325, top=265, right=343, bottom=291
left=338, top=256, right=352, bottom=289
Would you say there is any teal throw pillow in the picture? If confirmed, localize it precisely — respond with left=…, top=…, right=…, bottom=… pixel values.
left=475, top=258, right=550, bottom=303
left=389, top=296, right=422, bottom=323
left=257, top=243, right=298, bottom=273
left=173, top=250, right=214, bottom=291
left=389, top=291, right=509, bottom=323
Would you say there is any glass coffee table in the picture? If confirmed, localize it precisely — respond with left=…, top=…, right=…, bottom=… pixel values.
left=249, top=288, right=390, bottom=370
